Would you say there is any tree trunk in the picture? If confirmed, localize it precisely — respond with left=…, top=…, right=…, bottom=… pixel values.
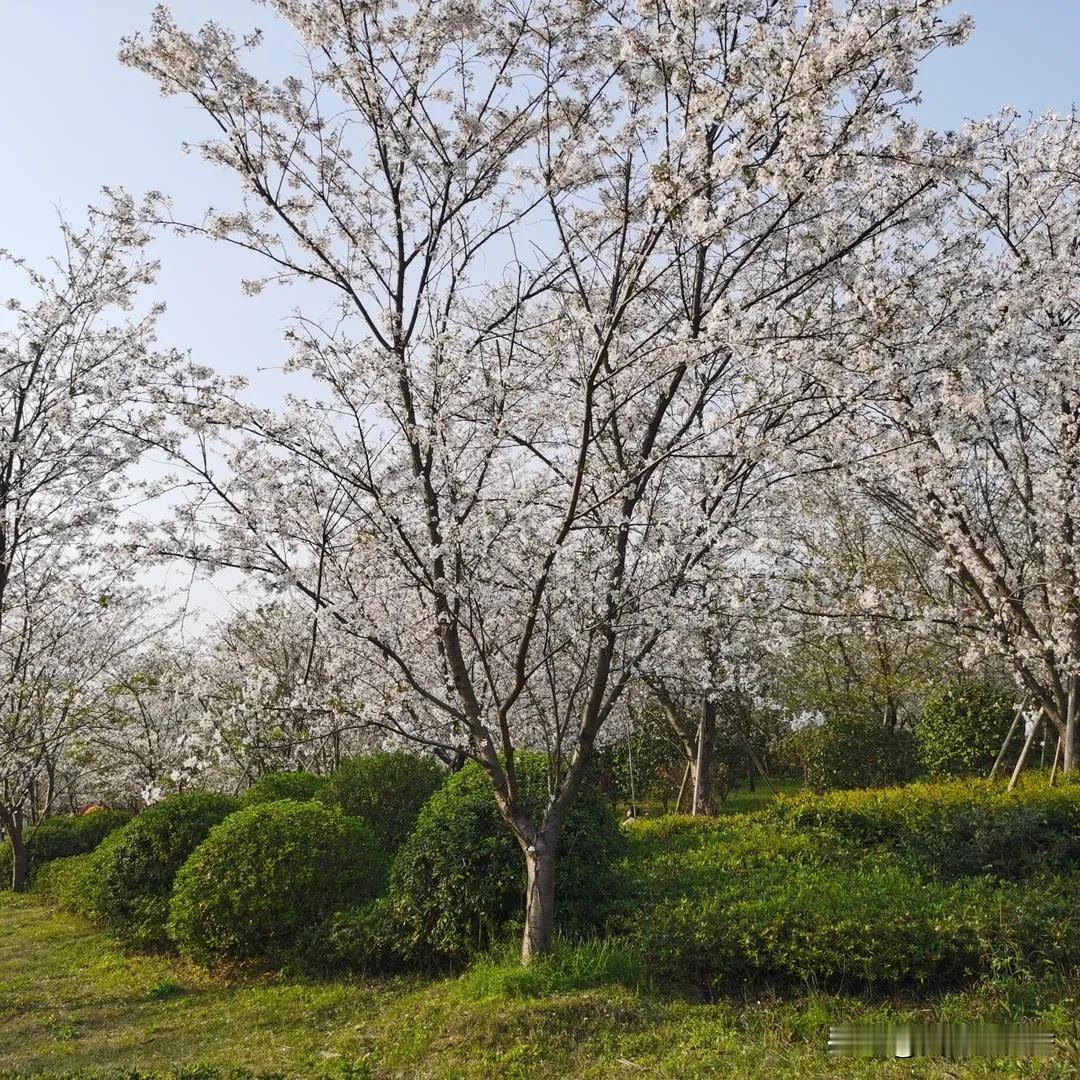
left=521, top=841, right=557, bottom=963
left=691, top=698, right=716, bottom=816
left=1064, top=676, right=1076, bottom=774
left=9, top=828, right=29, bottom=893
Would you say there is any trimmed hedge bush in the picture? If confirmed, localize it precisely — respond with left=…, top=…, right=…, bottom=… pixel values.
left=790, top=713, right=919, bottom=791
left=916, top=683, right=1016, bottom=777
left=28, top=852, right=98, bottom=912
left=341, top=755, right=624, bottom=969
left=1, top=809, right=131, bottom=888
left=238, top=770, right=326, bottom=807
left=619, top=799, right=1080, bottom=992
left=83, top=792, right=238, bottom=949
left=168, top=799, right=384, bottom=965
left=765, top=777, right=1080, bottom=879
left=317, top=751, right=444, bottom=854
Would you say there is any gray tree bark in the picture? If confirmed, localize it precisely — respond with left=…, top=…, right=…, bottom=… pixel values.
left=691, top=698, right=716, bottom=816
left=521, top=841, right=557, bottom=963
left=1064, top=676, right=1076, bottom=773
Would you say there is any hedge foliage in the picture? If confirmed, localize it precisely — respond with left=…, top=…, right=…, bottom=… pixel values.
left=619, top=783, right=1080, bottom=992
left=1, top=809, right=131, bottom=887
left=238, top=770, right=326, bottom=807
left=916, top=683, right=1017, bottom=776
left=782, top=713, right=919, bottom=791
left=765, top=777, right=1080, bottom=878
left=317, top=751, right=444, bottom=854
left=83, top=792, right=238, bottom=948
left=332, top=755, right=624, bottom=969
left=168, top=799, right=384, bottom=964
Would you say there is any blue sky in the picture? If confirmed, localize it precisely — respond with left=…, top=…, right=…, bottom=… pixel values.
left=3, top=1, right=1080, bottom=384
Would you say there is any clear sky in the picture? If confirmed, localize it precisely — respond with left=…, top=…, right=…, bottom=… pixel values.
left=3, top=0, right=1080, bottom=623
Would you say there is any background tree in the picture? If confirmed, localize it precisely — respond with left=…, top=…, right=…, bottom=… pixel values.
left=0, top=203, right=167, bottom=887
left=824, top=112, right=1080, bottom=771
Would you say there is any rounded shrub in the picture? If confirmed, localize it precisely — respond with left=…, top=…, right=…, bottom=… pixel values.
left=796, top=713, right=919, bottom=791
left=317, top=751, right=444, bottom=853
left=29, top=852, right=99, bottom=912
left=365, top=754, right=625, bottom=968
left=84, top=792, right=238, bottom=949
left=168, top=799, right=384, bottom=965
left=239, top=770, right=326, bottom=807
left=916, top=683, right=1016, bottom=777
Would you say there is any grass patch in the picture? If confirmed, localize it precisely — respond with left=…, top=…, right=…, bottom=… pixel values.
left=456, top=938, right=647, bottom=1000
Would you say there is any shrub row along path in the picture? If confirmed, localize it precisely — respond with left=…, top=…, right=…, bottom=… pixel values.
left=1, top=892, right=1077, bottom=1079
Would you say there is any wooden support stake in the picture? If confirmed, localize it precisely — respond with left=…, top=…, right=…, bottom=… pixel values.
left=1050, top=737, right=1062, bottom=786
left=989, top=697, right=1026, bottom=781
left=674, top=761, right=691, bottom=814
left=1064, top=674, right=1077, bottom=774
left=730, top=718, right=777, bottom=796
left=1008, top=708, right=1043, bottom=792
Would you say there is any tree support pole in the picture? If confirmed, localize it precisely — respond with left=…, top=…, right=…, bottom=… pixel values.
left=731, top=720, right=776, bottom=796
left=674, top=761, right=691, bottom=814
left=692, top=703, right=707, bottom=816
left=1008, top=708, right=1044, bottom=792
left=989, top=697, right=1026, bottom=781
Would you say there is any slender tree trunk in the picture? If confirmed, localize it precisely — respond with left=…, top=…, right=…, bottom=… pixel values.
left=11, top=845, right=29, bottom=893
left=521, top=841, right=557, bottom=963
left=691, top=698, right=716, bottom=816
left=1064, top=676, right=1076, bottom=774
left=0, top=805, right=30, bottom=893
left=8, top=826, right=29, bottom=893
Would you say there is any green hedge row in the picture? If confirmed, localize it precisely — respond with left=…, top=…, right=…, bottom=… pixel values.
left=1, top=809, right=131, bottom=888
left=36, top=766, right=1080, bottom=992
left=616, top=778, right=1080, bottom=992
left=765, top=777, right=1080, bottom=878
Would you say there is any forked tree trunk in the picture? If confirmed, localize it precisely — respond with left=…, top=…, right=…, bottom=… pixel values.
left=522, top=841, right=557, bottom=963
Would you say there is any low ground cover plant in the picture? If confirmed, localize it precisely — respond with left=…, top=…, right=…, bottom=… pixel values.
left=616, top=777, right=1080, bottom=993
left=765, top=776, right=1080, bottom=878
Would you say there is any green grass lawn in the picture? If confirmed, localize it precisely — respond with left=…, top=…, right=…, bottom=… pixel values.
left=1, top=891, right=1077, bottom=1079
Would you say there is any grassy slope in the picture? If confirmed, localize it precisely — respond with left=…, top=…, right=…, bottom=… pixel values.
left=1, top=892, right=1077, bottom=1079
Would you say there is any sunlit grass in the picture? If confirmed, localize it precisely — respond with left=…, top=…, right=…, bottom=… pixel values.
left=2, top=890, right=1077, bottom=1078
